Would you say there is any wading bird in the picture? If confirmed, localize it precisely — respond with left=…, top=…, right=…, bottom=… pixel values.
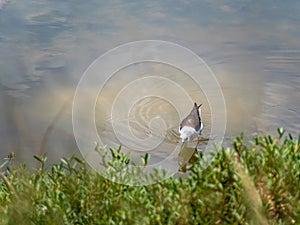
left=179, top=102, right=203, bottom=143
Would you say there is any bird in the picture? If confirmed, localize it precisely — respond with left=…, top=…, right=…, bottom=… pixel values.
left=179, top=102, right=203, bottom=143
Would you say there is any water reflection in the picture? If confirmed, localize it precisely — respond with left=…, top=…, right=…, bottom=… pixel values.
left=0, top=1, right=300, bottom=166
left=80, top=56, right=214, bottom=172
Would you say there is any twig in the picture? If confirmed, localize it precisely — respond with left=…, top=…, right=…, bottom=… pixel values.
left=0, top=169, right=19, bottom=200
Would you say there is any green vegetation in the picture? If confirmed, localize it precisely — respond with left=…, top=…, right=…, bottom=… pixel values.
left=0, top=129, right=299, bottom=225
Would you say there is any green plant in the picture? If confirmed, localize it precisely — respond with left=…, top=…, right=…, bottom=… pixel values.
left=0, top=130, right=299, bottom=224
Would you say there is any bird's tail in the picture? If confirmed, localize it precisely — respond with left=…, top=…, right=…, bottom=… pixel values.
left=194, top=102, right=202, bottom=109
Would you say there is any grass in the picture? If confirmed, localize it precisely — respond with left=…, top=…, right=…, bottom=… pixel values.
left=0, top=129, right=299, bottom=224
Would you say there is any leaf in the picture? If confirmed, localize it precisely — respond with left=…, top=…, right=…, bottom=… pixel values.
left=141, top=153, right=150, bottom=166
left=277, top=128, right=285, bottom=139
left=34, top=155, right=43, bottom=163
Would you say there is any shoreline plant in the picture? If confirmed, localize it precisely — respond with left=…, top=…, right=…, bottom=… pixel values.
left=0, top=129, right=299, bottom=224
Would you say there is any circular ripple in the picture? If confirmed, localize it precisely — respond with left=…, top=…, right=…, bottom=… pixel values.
left=72, top=40, right=227, bottom=185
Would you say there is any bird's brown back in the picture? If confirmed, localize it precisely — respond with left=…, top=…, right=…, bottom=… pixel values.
left=179, top=103, right=202, bottom=131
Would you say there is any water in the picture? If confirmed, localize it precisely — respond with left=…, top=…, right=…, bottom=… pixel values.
left=0, top=1, right=300, bottom=167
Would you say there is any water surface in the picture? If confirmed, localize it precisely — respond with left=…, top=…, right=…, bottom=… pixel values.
left=0, top=1, right=300, bottom=166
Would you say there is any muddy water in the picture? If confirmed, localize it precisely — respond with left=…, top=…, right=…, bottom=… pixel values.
left=0, top=1, right=300, bottom=166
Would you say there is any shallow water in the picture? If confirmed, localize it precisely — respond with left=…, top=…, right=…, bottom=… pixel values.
left=0, top=1, right=300, bottom=167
